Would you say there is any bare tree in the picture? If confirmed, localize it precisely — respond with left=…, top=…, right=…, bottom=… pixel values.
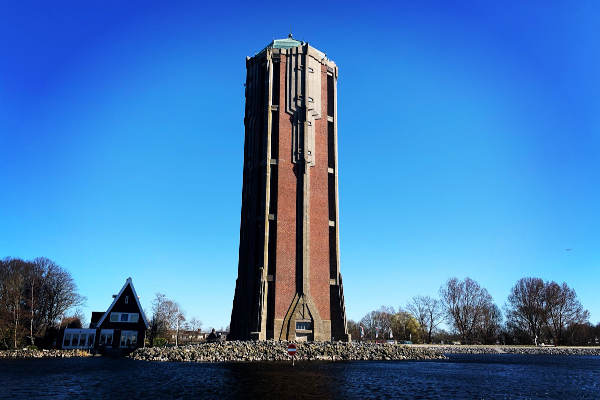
left=478, top=303, right=502, bottom=344
left=188, top=317, right=203, bottom=332
left=148, top=293, right=182, bottom=346
left=406, top=296, right=427, bottom=340
left=545, top=281, right=589, bottom=345
left=30, top=258, right=85, bottom=341
left=360, top=306, right=394, bottom=339
left=407, top=295, right=444, bottom=343
left=175, top=310, right=185, bottom=346
left=505, top=277, right=547, bottom=344
left=26, top=262, right=41, bottom=345
left=0, top=257, right=84, bottom=348
left=440, top=277, right=497, bottom=343
left=359, top=306, right=421, bottom=341
left=60, top=309, right=85, bottom=329
left=149, top=293, right=168, bottom=346
left=6, top=262, right=25, bottom=348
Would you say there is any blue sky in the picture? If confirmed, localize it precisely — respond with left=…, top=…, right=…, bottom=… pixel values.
left=1, top=1, right=598, bottom=329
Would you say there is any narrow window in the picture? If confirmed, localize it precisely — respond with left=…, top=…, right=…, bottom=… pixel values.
left=272, top=61, right=280, bottom=106
left=327, top=121, right=335, bottom=169
left=328, top=173, right=336, bottom=221
left=327, top=74, right=334, bottom=116
left=267, top=220, right=277, bottom=276
left=329, top=226, right=337, bottom=280
left=270, top=110, right=279, bottom=159
left=269, top=165, right=278, bottom=216
left=125, top=296, right=129, bottom=304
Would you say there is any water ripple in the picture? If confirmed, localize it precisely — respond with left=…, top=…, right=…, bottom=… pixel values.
left=0, top=354, right=598, bottom=399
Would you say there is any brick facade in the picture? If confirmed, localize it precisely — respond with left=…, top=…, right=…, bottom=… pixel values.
left=229, top=38, right=349, bottom=342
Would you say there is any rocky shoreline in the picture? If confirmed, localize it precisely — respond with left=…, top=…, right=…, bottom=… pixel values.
left=3, top=343, right=598, bottom=361
left=129, top=341, right=447, bottom=363
left=0, top=349, right=92, bottom=359
left=130, top=342, right=600, bottom=363
left=417, top=344, right=600, bottom=356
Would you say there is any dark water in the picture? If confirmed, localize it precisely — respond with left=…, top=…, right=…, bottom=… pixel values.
left=0, top=354, right=599, bottom=399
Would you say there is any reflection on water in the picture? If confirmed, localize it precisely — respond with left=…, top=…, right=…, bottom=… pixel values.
left=0, top=354, right=599, bottom=399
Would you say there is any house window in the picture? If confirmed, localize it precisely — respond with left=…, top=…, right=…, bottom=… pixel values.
left=100, top=330, right=114, bottom=346
left=125, top=296, right=129, bottom=304
left=63, top=329, right=96, bottom=349
left=110, top=312, right=139, bottom=323
left=63, top=333, right=71, bottom=347
left=120, top=331, right=138, bottom=348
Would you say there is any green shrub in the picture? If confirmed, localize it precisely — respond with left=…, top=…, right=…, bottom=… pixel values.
left=153, top=338, right=168, bottom=347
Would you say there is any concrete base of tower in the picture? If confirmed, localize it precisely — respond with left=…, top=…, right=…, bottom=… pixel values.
left=273, top=318, right=334, bottom=341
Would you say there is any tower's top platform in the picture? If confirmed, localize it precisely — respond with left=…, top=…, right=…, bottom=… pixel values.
left=267, top=34, right=303, bottom=50
left=253, top=34, right=335, bottom=69
left=256, top=34, right=302, bottom=55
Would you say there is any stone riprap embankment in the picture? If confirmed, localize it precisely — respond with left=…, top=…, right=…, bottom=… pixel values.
left=0, top=349, right=91, bottom=359
left=130, top=341, right=446, bottom=363
left=415, top=345, right=600, bottom=356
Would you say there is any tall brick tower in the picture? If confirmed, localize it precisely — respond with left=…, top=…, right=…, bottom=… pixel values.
left=229, top=36, right=349, bottom=342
